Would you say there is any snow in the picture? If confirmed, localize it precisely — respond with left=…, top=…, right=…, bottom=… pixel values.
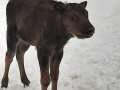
left=59, top=0, right=120, bottom=17
left=0, top=0, right=120, bottom=90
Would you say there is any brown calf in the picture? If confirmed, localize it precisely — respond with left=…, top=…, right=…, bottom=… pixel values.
left=1, top=0, right=95, bottom=90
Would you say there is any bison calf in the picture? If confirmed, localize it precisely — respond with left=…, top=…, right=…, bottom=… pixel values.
left=1, top=0, right=95, bottom=90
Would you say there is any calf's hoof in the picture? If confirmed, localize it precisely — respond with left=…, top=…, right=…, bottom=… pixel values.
left=1, top=77, right=9, bottom=88
left=1, top=84, right=8, bottom=88
left=21, top=76, right=30, bottom=87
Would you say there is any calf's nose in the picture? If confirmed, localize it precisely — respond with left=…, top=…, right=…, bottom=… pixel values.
left=87, top=27, right=95, bottom=35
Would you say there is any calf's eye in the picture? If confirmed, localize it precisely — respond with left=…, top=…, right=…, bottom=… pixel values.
left=70, top=16, right=78, bottom=21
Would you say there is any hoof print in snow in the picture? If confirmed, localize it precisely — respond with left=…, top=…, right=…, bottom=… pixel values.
left=71, top=75, right=78, bottom=80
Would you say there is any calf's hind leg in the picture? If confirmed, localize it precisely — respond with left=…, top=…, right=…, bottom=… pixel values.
left=1, top=26, right=19, bottom=88
left=16, top=41, right=30, bottom=86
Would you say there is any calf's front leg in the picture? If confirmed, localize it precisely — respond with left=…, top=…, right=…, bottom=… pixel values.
left=50, top=50, right=63, bottom=90
left=37, top=46, right=51, bottom=90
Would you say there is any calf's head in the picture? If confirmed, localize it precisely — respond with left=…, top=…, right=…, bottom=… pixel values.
left=55, top=1, right=95, bottom=38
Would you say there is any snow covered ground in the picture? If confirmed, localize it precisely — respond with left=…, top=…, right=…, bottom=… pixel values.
left=0, top=0, right=120, bottom=90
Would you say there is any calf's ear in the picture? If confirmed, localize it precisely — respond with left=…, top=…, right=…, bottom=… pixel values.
left=55, top=2, right=65, bottom=13
left=80, top=1, right=87, bottom=8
